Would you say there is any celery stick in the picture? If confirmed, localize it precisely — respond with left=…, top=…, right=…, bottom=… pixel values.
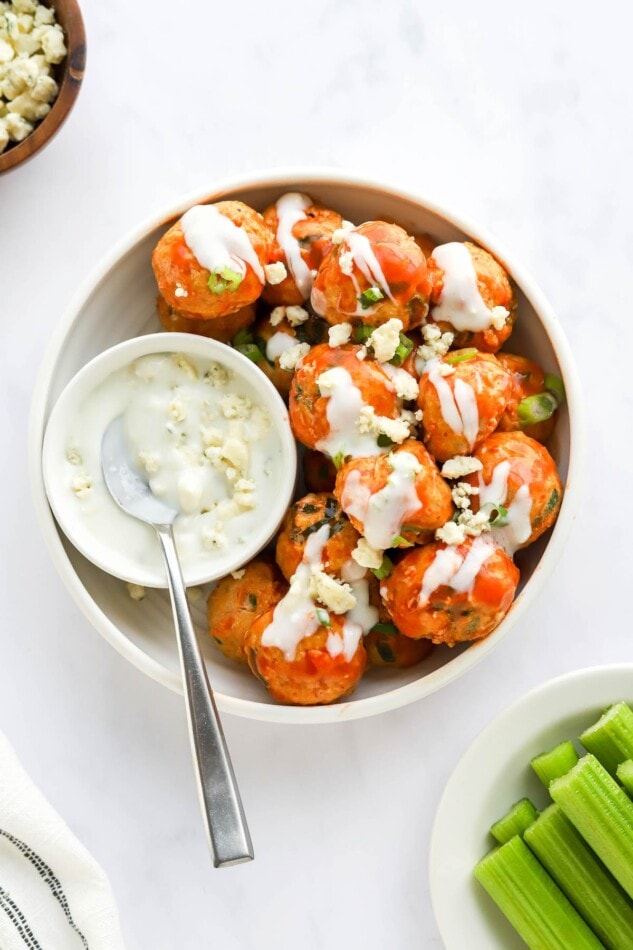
left=550, top=754, right=633, bottom=900
left=490, top=798, right=539, bottom=845
left=581, top=703, right=633, bottom=776
left=532, top=741, right=579, bottom=787
left=616, top=760, right=633, bottom=797
left=524, top=804, right=633, bottom=950
left=474, top=836, right=603, bottom=948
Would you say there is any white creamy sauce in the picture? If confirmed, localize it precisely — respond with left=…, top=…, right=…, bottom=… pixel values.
left=418, top=537, right=495, bottom=607
left=431, top=242, right=496, bottom=332
left=274, top=192, right=313, bottom=299
left=427, top=362, right=479, bottom=449
left=64, top=353, right=278, bottom=577
left=315, top=366, right=384, bottom=459
left=478, top=461, right=533, bottom=555
left=181, top=204, right=265, bottom=284
left=265, top=331, right=296, bottom=363
left=261, top=525, right=363, bottom=661
left=347, top=578, right=379, bottom=633
left=341, top=452, right=422, bottom=550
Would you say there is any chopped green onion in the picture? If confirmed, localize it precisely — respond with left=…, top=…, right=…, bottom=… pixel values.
left=390, top=333, right=414, bottom=367
left=517, top=392, right=558, bottom=425
left=446, top=347, right=478, bottom=365
left=391, top=534, right=414, bottom=548
left=353, top=325, right=375, bottom=343
left=474, top=836, right=602, bottom=949
left=235, top=343, right=263, bottom=363
left=550, top=754, right=633, bottom=900
left=617, top=760, right=633, bottom=797
left=369, top=622, right=399, bottom=637
left=358, top=286, right=384, bottom=309
left=490, top=799, right=539, bottom=845
left=480, top=502, right=509, bottom=527
left=545, top=373, right=566, bottom=406
left=232, top=327, right=254, bottom=347
left=208, top=266, right=244, bottom=294
left=248, top=593, right=257, bottom=608
left=524, top=804, right=633, bottom=949
left=377, top=434, right=394, bottom=448
left=580, top=703, right=633, bottom=776
left=331, top=452, right=345, bottom=470
left=371, top=555, right=394, bottom=581
left=315, top=607, right=331, bottom=627
left=531, top=741, right=579, bottom=787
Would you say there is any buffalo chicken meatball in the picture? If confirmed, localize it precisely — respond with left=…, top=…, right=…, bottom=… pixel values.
left=207, top=560, right=287, bottom=664
left=464, top=431, right=563, bottom=551
left=496, top=354, right=559, bottom=443
left=334, top=440, right=453, bottom=550
left=311, top=221, right=433, bottom=330
left=303, top=450, right=337, bottom=493
left=156, top=295, right=255, bottom=342
left=289, top=343, right=405, bottom=458
left=427, top=242, right=517, bottom=352
left=364, top=575, right=433, bottom=667
left=417, top=350, right=512, bottom=462
left=381, top=537, right=519, bottom=645
left=245, top=609, right=367, bottom=705
left=248, top=308, right=327, bottom=398
left=276, top=493, right=360, bottom=582
left=262, top=193, right=343, bottom=305
left=152, top=200, right=273, bottom=319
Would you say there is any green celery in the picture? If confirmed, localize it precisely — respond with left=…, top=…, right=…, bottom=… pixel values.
left=532, top=741, right=579, bottom=787
left=525, top=804, right=633, bottom=950
left=580, top=703, right=633, bottom=776
left=474, top=836, right=602, bottom=949
left=616, top=760, right=633, bottom=797
left=490, top=798, right=539, bottom=845
left=550, top=754, right=633, bottom=900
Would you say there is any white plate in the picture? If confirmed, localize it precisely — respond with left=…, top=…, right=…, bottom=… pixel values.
left=29, top=168, right=584, bottom=723
left=42, top=333, right=297, bottom=588
left=429, top=664, right=633, bottom=948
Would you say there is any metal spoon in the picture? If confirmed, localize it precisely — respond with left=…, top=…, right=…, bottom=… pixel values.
left=101, top=416, right=253, bottom=868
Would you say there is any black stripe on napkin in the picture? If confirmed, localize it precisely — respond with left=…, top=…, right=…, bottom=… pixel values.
left=0, top=829, right=89, bottom=949
left=0, top=887, right=42, bottom=949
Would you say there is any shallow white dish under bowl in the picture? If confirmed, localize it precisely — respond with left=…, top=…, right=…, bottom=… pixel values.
left=42, top=332, right=297, bottom=588
left=29, top=168, right=584, bottom=723
left=429, top=664, right=633, bottom=948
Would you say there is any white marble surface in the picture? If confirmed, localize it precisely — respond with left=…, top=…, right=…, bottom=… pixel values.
left=0, top=0, right=628, bottom=946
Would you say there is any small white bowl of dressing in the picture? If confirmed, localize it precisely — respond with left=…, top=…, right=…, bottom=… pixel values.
left=42, top=332, right=297, bottom=588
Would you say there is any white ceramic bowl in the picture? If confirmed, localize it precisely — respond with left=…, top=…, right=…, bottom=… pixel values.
left=29, top=168, right=584, bottom=723
left=42, top=332, right=297, bottom=588
left=429, top=664, right=633, bottom=949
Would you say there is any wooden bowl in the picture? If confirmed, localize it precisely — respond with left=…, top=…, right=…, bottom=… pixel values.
left=0, top=0, right=86, bottom=174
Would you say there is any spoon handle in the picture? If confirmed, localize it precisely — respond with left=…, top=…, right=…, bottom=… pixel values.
left=155, top=524, right=254, bottom=868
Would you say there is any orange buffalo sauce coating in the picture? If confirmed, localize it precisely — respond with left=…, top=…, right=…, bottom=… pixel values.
left=465, top=431, right=563, bottom=548
left=311, top=221, right=432, bottom=329
left=245, top=610, right=366, bottom=705
left=289, top=343, right=399, bottom=452
left=496, top=354, right=558, bottom=443
left=334, top=440, right=453, bottom=548
left=262, top=202, right=342, bottom=305
left=275, top=492, right=360, bottom=582
left=152, top=201, right=273, bottom=318
left=381, top=539, right=519, bottom=646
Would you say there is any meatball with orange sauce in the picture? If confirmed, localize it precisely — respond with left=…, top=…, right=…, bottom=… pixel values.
left=417, top=350, right=511, bottom=462
left=249, top=308, right=327, bottom=398
left=156, top=295, right=255, bottom=342
left=289, top=343, right=403, bottom=457
left=303, top=450, right=337, bottom=493
left=276, top=493, right=360, bottom=582
left=152, top=200, right=273, bottom=319
left=262, top=193, right=343, bottom=305
left=464, top=431, right=563, bottom=551
left=245, top=609, right=366, bottom=705
left=381, top=537, right=519, bottom=645
left=426, top=242, right=517, bottom=352
left=364, top=575, right=433, bottom=668
left=334, top=440, right=453, bottom=550
left=496, top=354, right=559, bottom=443
left=207, top=560, right=287, bottom=664
left=311, top=221, right=433, bottom=330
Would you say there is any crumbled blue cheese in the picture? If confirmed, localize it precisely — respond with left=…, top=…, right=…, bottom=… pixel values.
left=285, top=305, right=309, bottom=327
left=138, top=450, right=160, bottom=474
left=174, top=285, right=188, bottom=298
left=71, top=474, right=92, bottom=499
left=279, top=342, right=310, bottom=371
left=415, top=324, right=455, bottom=372
left=328, top=323, right=353, bottom=347
left=369, top=319, right=403, bottom=363
left=269, top=306, right=286, bottom=327
left=352, top=538, right=384, bottom=570
left=220, top=393, right=251, bottom=419
left=441, top=456, right=483, bottom=479
left=452, top=481, right=478, bottom=509
left=338, top=250, right=354, bottom=275
left=490, top=306, right=509, bottom=331
left=357, top=406, right=411, bottom=444
left=230, top=568, right=246, bottom=580
left=264, top=261, right=288, bottom=285
left=435, top=521, right=466, bottom=545
left=308, top=571, right=356, bottom=613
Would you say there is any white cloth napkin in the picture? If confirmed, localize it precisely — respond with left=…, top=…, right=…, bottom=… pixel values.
left=0, top=732, right=125, bottom=950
